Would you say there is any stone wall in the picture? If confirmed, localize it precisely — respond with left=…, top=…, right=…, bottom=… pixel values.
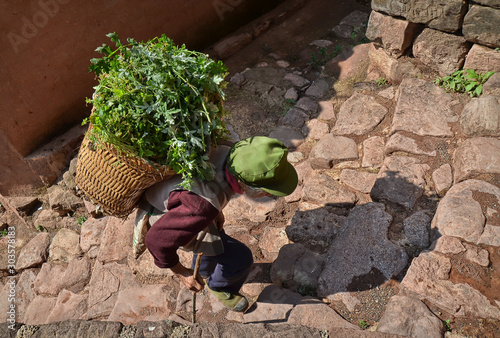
left=366, top=0, right=500, bottom=76
left=0, top=0, right=286, bottom=196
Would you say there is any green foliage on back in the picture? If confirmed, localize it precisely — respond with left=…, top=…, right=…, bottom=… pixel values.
left=434, top=69, right=495, bottom=97
left=85, top=33, right=229, bottom=188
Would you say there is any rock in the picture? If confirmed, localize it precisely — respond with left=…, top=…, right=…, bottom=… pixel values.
left=271, top=244, right=325, bottom=294
left=48, top=228, right=82, bottom=263
left=463, top=5, right=500, bottom=49
left=128, top=250, right=172, bottom=279
left=46, top=290, right=88, bottom=323
left=376, top=295, right=444, bottom=337
left=108, top=285, right=172, bottom=325
left=309, top=134, right=358, bottom=169
left=16, top=232, right=51, bottom=270
left=403, top=211, right=432, bottom=247
left=401, top=251, right=500, bottom=319
left=332, top=93, right=388, bottom=135
left=124, top=321, right=178, bottom=337
left=302, top=119, right=329, bottom=140
left=288, top=298, right=359, bottom=330
left=413, top=28, right=470, bottom=76
left=371, top=156, right=429, bottom=208
left=268, top=126, right=305, bottom=149
left=378, top=86, right=396, bottom=100
left=316, top=100, right=335, bottom=121
left=189, top=322, right=323, bottom=337
left=331, top=10, right=369, bottom=39
left=241, top=285, right=303, bottom=323
left=16, top=269, right=38, bottom=323
left=431, top=179, right=499, bottom=244
left=430, top=236, right=466, bottom=255
left=7, top=196, right=40, bottom=216
left=60, top=257, right=92, bottom=294
left=464, top=44, right=500, bottom=73
left=34, top=257, right=90, bottom=296
left=34, top=262, right=66, bottom=296
left=391, top=78, right=460, bottom=137
left=271, top=243, right=305, bottom=288
left=35, top=209, right=73, bottom=230
left=483, top=71, right=500, bottom=98
left=23, top=295, right=57, bottom=325
left=305, top=78, right=330, bottom=99
left=286, top=203, right=347, bottom=253
left=325, top=44, right=371, bottom=82
left=284, top=87, right=298, bottom=101
left=463, top=243, right=490, bottom=267
left=309, top=40, right=333, bottom=48
left=340, top=169, right=378, bottom=194
left=258, top=227, right=289, bottom=261
left=230, top=72, right=246, bottom=87
left=366, top=11, right=421, bottom=58
left=279, top=107, right=309, bottom=128
left=79, top=216, right=107, bottom=253
left=460, top=95, right=500, bottom=137
left=432, top=164, right=453, bottom=196
left=318, top=203, right=408, bottom=297
left=371, top=0, right=467, bottom=33
left=276, top=60, right=290, bottom=68
left=295, top=97, right=319, bottom=115
left=367, top=44, right=420, bottom=84
left=47, top=185, right=84, bottom=216
left=302, top=174, right=357, bottom=207
left=385, top=133, right=436, bottom=157
left=23, top=320, right=123, bottom=337
left=224, top=194, right=277, bottom=224
left=283, top=73, right=311, bottom=89
left=87, top=262, right=141, bottom=319
left=213, top=33, right=253, bottom=59
left=97, top=214, right=134, bottom=263
left=362, top=136, right=385, bottom=168
left=453, top=137, right=500, bottom=183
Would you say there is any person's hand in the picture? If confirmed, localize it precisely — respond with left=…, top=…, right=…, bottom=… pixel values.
left=179, top=274, right=205, bottom=292
left=170, top=262, right=205, bottom=292
left=215, top=211, right=225, bottom=231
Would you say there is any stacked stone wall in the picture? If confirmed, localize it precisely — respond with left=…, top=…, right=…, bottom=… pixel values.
left=367, top=0, right=500, bottom=76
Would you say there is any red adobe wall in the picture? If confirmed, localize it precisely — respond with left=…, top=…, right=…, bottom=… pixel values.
left=0, top=0, right=284, bottom=196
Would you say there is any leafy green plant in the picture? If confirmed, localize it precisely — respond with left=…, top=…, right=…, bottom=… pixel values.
left=359, top=320, right=369, bottom=329
left=377, top=77, right=389, bottom=87
left=0, top=229, right=7, bottom=237
left=444, top=319, right=452, bottom=331
left=76, top=215, right=87, bottom=226
left=434, top=69, right=495, bottom=97
left=36, top=225, right=46, bottom=232
left=85, top=32, right=229, bottom=188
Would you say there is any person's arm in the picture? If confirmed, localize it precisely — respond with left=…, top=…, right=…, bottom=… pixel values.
left=145, top=190, right=219, bottom=291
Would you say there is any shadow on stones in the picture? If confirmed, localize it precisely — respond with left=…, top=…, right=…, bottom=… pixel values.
left=274, top=169, right=442, bottom=298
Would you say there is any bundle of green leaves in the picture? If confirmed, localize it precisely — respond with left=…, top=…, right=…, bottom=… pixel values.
left=85, top=32, right=229, bottom=188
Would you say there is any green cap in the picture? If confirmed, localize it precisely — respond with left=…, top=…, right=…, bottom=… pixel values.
left=227, top=136, right=298, bottom=197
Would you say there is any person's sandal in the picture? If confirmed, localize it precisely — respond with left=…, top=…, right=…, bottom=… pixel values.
left=206, top=285, right=249, bottom=312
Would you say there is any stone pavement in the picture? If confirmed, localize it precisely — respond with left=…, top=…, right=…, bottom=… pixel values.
left=1, top=3, right=500, bottom=338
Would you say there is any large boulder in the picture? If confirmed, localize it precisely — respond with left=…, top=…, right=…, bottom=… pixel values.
left=318, top=203, right=408, bottom=298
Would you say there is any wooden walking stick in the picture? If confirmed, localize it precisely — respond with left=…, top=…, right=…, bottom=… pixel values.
left=192, top=252, right=203, bottom=323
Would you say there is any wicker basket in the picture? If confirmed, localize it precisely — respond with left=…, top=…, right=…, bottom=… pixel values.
left=75, top=129, right=175, bottom=218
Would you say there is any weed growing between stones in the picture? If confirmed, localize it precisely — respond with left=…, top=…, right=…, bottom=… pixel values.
left=434, top=69, right=495, bottom=97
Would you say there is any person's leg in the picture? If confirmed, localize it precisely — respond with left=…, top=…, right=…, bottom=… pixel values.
left=193, top=231, right=254, bottom=294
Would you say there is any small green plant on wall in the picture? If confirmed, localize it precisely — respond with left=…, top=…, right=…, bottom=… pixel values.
left=434, top=69, right=495, bottom=97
